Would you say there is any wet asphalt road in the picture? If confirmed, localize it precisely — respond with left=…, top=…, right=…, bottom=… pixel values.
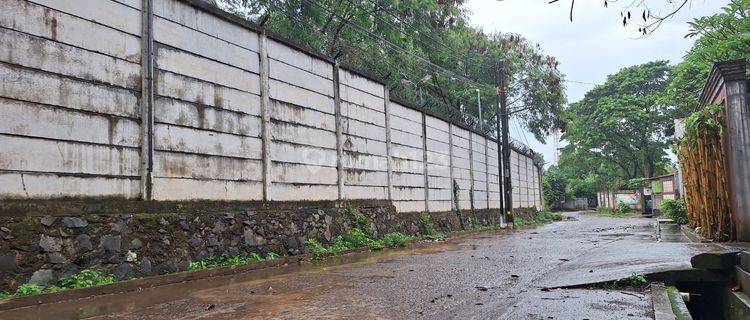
left=4, top=212, right=668, bottom=320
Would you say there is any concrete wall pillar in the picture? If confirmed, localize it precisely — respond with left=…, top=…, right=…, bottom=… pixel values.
left=422, top=112, right=429, bottom=211
left=384, top=88, right=394, bottom=201
left=468, top=132, right=475, bottom=210
left=703, top=60, right=750, bottom=240
left=448, top=124, right=455, bottom=210
left=726, top=77, right=750, bottom=240
left=333, top=63, right=344, bottom=200
left=258, top=30, right=271, bottom=201
left=488, top=139, right=493, bottom=208
left=139, top=0, right=155, bottom=200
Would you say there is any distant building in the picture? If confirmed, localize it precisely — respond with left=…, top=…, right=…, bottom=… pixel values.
left=646, top=173, right=679, bottom=215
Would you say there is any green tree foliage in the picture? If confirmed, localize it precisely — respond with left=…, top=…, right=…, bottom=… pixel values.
left=565, top=176, right=598, bottom=202
left=660, top=199, right=688, bottom=224
left=205, top=0, right=566, bottom=142
left=542, top=166, right=567, bottom=208
left=562, top=61, right=673, bottom=181
left=662, top=0, right=750, bottom=115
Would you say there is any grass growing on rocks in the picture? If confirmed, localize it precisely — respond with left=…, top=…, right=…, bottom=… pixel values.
left=0, top=269, right=115, bottom=299
left=419, top=212, right=446, bottom=240
left=187, top=252, right=280, bottom=271
left=305, top=204, right=423, bottom=258
left=305, top=229, right=414, bottom=258
left=513, top=211, right=562, bottom=228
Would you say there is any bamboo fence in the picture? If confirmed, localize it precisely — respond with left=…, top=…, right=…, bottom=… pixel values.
left=677, top=104, right=735, bottom=241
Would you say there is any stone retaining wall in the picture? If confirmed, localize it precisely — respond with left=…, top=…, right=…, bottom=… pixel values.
left=0, top=200, right=504, bottom=290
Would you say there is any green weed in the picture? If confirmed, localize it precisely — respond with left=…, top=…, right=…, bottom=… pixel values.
left=514, top=211, right=562, bottom=228
left=0, top=269, right=115, bottom=300
left=603, top=273, right=648, bottom=289
left=418, top=212, right=445, bottom=239
left=344, top=203, right=374, bottom=235
left=452, top=180, right=466, bottom=230
left=595, top=207, right=638, bottom=218
left=419, top=212, right=436, bottom=235
left=661, top=199, right=688, bottom=224
left=306, top=229, right=419, bottom=259
left=59, top=269, right=115, bottom=289
left=187, top=252, right=279, bottom=271
left=381, top=232, right=412, bottom=248
left=14, top=284, right=44, bottom=296
left=305, top=238, right=329, bottom=257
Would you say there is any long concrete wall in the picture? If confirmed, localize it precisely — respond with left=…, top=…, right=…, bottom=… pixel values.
left=0, top=0, right=543, bottom=212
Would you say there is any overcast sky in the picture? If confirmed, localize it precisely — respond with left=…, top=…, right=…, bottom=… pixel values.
left=465, top=0, right=728, bottom=167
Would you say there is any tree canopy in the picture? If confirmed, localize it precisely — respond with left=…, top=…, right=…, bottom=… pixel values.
left=205, top=0, right=566, bottom=142
left=662, top=0, right=750, bottom=115
left=561, top=60, right=674, bottom=181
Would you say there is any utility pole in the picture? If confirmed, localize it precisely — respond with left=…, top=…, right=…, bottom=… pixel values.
left=497, top=60, right=513, bottom=224
left=476, top=88, right=482, bottom=125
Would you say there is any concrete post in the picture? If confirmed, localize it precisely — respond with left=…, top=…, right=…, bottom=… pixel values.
left=701, top=60, right=750, bottom=240
left=448, top=124, right=455, bottom=210
left=725, top=75, right=750, bottom=240
left=524, top=154, right=528, bottom=208
left=468, top=132, right=475, bottom=211
left=384, top=88, right=394, bottom=201
left=537, top=164, right=544, bottom=210
left=485, top=137, right=491, bottom=208
left=333, top=63, right=344, bottom=200
left=258, top=30, right=271, bottom=201
left=422, top=112, right=429, bottom=211
left=139, top=0, right=155, bottom=201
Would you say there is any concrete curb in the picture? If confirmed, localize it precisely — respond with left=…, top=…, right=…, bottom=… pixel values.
left=680, top=225, right=712, bottom=243
left=652, top=282, right=676, bottom=320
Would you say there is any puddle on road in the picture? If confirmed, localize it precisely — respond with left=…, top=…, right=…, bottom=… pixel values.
left=0, top=239, right=466, bottom=320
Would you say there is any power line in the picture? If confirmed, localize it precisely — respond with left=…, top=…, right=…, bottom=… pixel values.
left=359, top=0, right=492, bottom=68
left=564, top=79, right=597, bottom=86
left=265, top=0, right=483, bottom=113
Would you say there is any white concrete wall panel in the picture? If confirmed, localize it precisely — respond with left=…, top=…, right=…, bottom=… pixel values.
left=0, top=99, right=140, bottom=148
left=0, top=135, right=140, bottom=177
left=0, top=0, right=143, bottom=200
left=155, top=0, right=259, bottom=53
left=0, top=173, right=140, bottom=199
left=153, top=152, right=262, bottom=181
left=154, top=16, right=258, bottom=73
left=29, top=0, right=142, bottom=35
left=155, top=47, right=259, bottom=94
left=0, top=0, right=545, bottom=207
left=0, top=64, right=140, bottom=118
left=270, top=100, right=335, bottom=131
left=451, top=127, right=472, bottom=210
left=3, top=0, right=142, bottom=63
left=155, top=70, right=261, bottom=116
left=152, top=178, right=262, bottom=201
left=339, top=70, right=387, bottom=200
left=154, top=98, right=261, bottom=137
left=0, top=28, right=141, bottom=90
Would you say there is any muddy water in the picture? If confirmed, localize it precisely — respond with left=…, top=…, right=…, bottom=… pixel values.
left=4, top=212, right=715, bottom=320
left=0, top=240, right=464, bottom=320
